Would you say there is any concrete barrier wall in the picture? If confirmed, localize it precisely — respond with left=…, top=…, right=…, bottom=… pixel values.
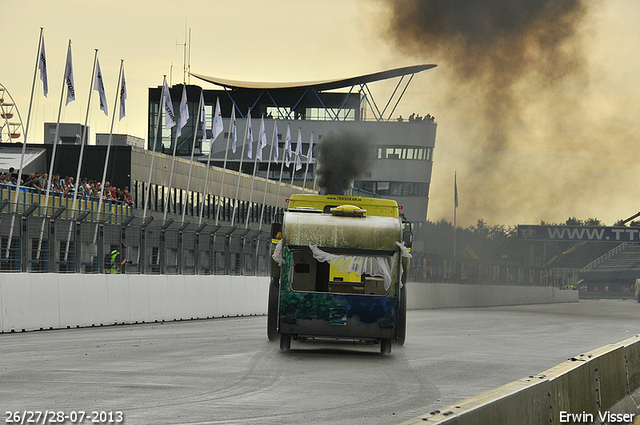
left=399, top=335, right=640, bottom=425
left=407, top=283, right=578, bottom=310
left=0, top=276, right=578, bottom=333
left=0, top=274, right=269, bottom=333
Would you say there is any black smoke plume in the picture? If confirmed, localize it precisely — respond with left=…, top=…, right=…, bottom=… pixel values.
left=379, top=0, right=590, bottom=224
left=316, top=130, right=373, bottom=195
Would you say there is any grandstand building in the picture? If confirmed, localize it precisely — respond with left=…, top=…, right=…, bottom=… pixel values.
left=147, top=64, right=438, bottom=224
left=0, top=65, right=438, bottom=273
left=1, top=65, right=437, bottom=227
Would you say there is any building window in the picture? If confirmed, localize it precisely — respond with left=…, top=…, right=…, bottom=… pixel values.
left=201, top=104, right=213, bottom=154
left=376, top=181, right=390, bottom=195
left=305, top=107, right=355, bottom=121
left=354, top=181, right=429, bottom=197
left=267, top=107, right=291, bottom=120
left=377, top=146, right=433, bottom=161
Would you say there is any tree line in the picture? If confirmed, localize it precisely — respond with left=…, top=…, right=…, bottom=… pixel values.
left=416, top=216, right=629, bottom=270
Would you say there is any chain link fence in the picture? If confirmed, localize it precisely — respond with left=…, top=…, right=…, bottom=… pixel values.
left=0, top=185, right=379, bottom=277
left=0, top=208, right=272, bottom=276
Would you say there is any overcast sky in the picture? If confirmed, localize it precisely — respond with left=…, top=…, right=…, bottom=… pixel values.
left=4, top=0, right=640, bottom=228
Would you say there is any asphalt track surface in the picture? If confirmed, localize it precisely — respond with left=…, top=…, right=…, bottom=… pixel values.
left=2, top=299, right=640, bottom=425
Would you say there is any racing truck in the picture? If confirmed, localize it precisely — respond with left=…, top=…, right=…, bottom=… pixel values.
left=268, top=194, right=411, bottom=354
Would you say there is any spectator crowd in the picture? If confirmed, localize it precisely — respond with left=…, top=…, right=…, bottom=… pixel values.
left=396, top=113, right=436, bottom=123
left=0, top=167, right=133, bottom=206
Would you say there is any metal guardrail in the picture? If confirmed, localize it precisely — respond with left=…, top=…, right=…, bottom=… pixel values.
left=579, top=242, right=628, bottom=272
left=0, top=208, right=271, bottom=276
left=0, top=185, right=383, bottom=276
left=0, top=184, right=132, bottom=224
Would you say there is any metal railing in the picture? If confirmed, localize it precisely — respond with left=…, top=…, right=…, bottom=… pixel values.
left=0, top=184, right=132, bottom=223
left=579, top=242, right=629, bottom=273
left=0, top=205, right=272, bottom=276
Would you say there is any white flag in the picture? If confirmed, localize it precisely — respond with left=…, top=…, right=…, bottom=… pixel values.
left=212, top=97, right=224, bottom=141
left=273, top=122, right=279, bottom=164
left=93, top=58, right=108, bottom=116
left=39, top=33, right=48, bottom=97
left=307, top=132, right=314, bottom=164
left=257, top=116, right=267, bottom=161
left=64, top=42, right=75, bottom=105
left=119, top=66, right=127, bottom=121
left=246, top=113, right=253, bottom=159
left=163, top=79, right=176, bottom=129
left=285, top=124, right=292, bottom=167
left=176, top=85, right=188, bottom=137
left=295, top=128, right=303, bottom=171
left=231, top=107, right=237, bottom=153
left=200, top=92, right=207, bottom=140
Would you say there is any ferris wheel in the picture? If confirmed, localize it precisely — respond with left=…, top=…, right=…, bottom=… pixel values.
left=0, top=83, right=25, bottom=143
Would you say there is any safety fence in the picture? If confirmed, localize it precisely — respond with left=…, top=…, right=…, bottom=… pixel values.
left=0, top=208, right=272, bottom=276
left=0, top=185, right=391, bottom=276
left=409, top=252, right=548, bottom=286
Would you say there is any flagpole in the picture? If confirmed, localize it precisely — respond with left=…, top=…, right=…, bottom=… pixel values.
left=163, top=85, right=187, bottom=223
left=312, top=164, right=318, bottom=192
left=72, top=49, right=98, bottom=215
left=162, top=121, right=181, bottom=223
left=245, top=115, right=265, bottom=228
left=144, top=76, right=169, bottom=219
left=199, top=97, right=223, bottom=225
left=64, top=49, right=98, bottom=262
left=453, top=171, right=458, bottom=281
left=288, top=128, right=302, bottom=198
left=37, top=39, right=74, bottom=260
left=258, top=120, right=277, bottom=230
left=245, top=114, right=268, bottom=229
left=162, top=117, right=178, bottom=224
left=230, top=108, right=251, bottom=228
left=6, top=28, right=45, bottom=260
left=273, top=158, right=286, bottom=221
left=94, top=60, right=124, bottom=243
left=302, top=131, right=313, bottom=191
left=245, top=150, right=259, bottom=228
left=215, top=101, right=234, bottom=226
left=182, top=91, right=203, bottom=222
left=253, top=119, right=276, bottom=270
left=273, top=122, right=289, bottom=221
left=198, top=107, right=214, bottom=225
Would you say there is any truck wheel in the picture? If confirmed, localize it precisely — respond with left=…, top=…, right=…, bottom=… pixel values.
left=280, top=333, right=291, bottom=351
left=267, top=278, right=279, bottom=341
left=395, top=283, right=407, bottom=346
left=380, top=338, right=392, bottom=354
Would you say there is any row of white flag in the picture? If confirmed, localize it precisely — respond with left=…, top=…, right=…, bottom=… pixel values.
left=160, top=81, right=312, bottom=171
left=36, top=31, right=309, bottom=171
left=37, top=33, right=127, bottom=121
